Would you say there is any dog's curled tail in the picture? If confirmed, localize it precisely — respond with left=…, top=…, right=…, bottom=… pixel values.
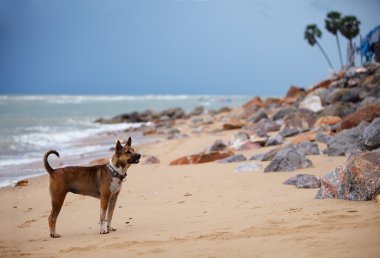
left=44, top=150, right=59, bottom=176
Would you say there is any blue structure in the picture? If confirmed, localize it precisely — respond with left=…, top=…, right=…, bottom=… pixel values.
left=357, top=25, right=380, bottom=62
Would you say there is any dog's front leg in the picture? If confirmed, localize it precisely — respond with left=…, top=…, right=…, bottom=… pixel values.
left=99, top=195, right=110, bottom=234
left=107, top=192, right=119, bottom=232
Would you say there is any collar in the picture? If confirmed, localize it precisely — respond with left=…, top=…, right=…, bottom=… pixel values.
left=107, top=163, right=127, bottom=181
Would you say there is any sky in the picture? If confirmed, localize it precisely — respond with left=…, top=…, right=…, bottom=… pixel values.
left=0, top=0, right=379, bottom=96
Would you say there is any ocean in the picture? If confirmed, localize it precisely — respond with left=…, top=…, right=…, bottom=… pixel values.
left=0, top=95, right=250, bottom=187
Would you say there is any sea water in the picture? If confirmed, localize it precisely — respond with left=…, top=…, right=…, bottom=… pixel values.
left=0, top=95, right=250, bottom=187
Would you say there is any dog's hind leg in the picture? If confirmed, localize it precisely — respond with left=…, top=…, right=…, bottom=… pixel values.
left=107, top=193, right=119, bottom=232
left=99, top=194, right=110, bottom=234
left=49, top=191, right=67, bottom=238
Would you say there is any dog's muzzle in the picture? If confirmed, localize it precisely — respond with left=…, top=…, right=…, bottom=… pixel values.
left=128, top=153, right=141, bottom=164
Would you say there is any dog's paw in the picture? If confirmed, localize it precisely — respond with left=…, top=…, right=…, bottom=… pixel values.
left=100, top=229, right=109, bottom=234
left=107, top=226, right=117, bottom=232
left=50, top=233, right=61, bottom=238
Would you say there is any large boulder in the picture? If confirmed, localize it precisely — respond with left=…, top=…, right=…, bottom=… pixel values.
left=316, top=151, right=380, bottom=201
left=170, top=150, right=234, bottom=165
left=272, top=107, right=297, bottom=121
left=247, top=108, right=268, bottom=123
left=264, top=147, right=313, bottom=172
left=295, top=141, right=320, bottom=155
left=248, top=118, right=280, bottom=135
left=242, top=96, right=263, bottom=111
left=323, top=122, right=368, bottom=156
left=339, top=105, right=380, bottom=130
left=286, top=85, right=306, bottom=99
left=321, top=102, right=357, bottom=118
left=362, top=117, right=380, bottom=149
left=280, top=111, right=315, bottom=132
left=283, top=174, right=321, bottom=188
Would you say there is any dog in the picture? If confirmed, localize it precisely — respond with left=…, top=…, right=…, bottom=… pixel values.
left=43, top=137, right=140, bottom=238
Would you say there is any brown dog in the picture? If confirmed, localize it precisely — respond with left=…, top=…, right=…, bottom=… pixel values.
left=43, top=137, right=140, bottom=238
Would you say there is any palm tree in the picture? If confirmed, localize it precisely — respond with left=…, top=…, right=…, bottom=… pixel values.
left=304, top=24, right=334, bottom=70
left=339, top=15, right=361, bottom=67
left=325, top=11, right=343, bottom=69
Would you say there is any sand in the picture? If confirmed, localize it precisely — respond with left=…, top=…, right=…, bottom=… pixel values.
left=1, top=125, right=380, bottom=258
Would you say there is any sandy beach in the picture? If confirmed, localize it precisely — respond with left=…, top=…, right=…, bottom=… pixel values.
left=1, top=116, right=379, bottom=258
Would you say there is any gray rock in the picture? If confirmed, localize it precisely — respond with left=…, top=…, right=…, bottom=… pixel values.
left=321, top=102, right=357, bottom=118
left=265, top=134, right=283, bottom=146
left=272, top=107, right=297, bottom=121
left=264, top=147, right=313, bottom=172
left=279, top=128, right=301, bottom=138
left=249, top=153, right=265, bottom=161
left=296, top=141, right=320, bottom=155
left=190, top=106, right=204, bottom=116
left=315, top=133, right=331, bottom=143
left=231, top=131, right=250, bottom=146
left=316, top=151, right=380, bottom=201
left=261, top=146, right=283, bottom=161
left=280, top=111, right=315, bottom=132
left=363, top=117, right=380, bottom=149
left=143, top=155, right=160, bottom=165
left=249, top=118, right=281, bottom=134
left=283, top=174, right=321, bottom=188
left=358, top=96, right=380, bottom=109
left=218, top=154, right=247, bottom=163
left=247, top=108, right=268, bottom=123
left=207, top=139, right=228, bottom=153
left=323, top=122, right=369, bottom=156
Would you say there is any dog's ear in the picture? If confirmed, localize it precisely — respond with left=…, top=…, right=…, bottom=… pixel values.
left=115, top=140, right=123, bottom=156
left=126, top=137, right=132, bottom=147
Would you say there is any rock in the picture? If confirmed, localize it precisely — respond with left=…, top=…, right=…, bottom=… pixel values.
left=242, top=96, right=263, bottom=110
left=209, top=106, right=232, bottom=115
left=235, top=162, right=262, bottom=173
left=358, top=96, right=380, bottom=109
left=316, top=151, right=380, bottom=201
left=339, top=105, right=380, bottom=130
left=326, top=88, right=351, bottom=104
left=283, top=174, right=321, bottom=188
left=249, top=153, right=266, bottom=161
left=279, top=128, right=301, bottom=138
left=15, top=180, right=28, bottom=187
left=295, top=141, right=320, bottom=155
left=280, top=111, right=315, bottom=132
left=143, top=155, right=160, bottom=165
left=143, top=127, right=157, bottom=135
left=315, top=133, right=331, bottom=143
left=263, top=98, right=282, bottom=109
left=362, top=117, right=380, bottom=149
left=167, top=128, right=188, bottom=139
left=231, top=131, right=250, bottom=145
left=321, top=102, right=357, bottom=118
left=190, top=106, right=204, bottom=116
left=159, top=107, right=186, bottom=120
left=234, top=141, right=262, bottom=151
left=306, top=79, right=332, bottom=94
left=313, top=116, right=342, bottom=127
left=290, top=130, right=317, bottom=144
left=207, top=139, right=228, bottom=152
left=286, top=85, right=306, bottom=98
left=249, top=118, right=281, bottom=134
left=218, top=154, right=247, bottom=163
left=264, top=147, right=313, bottom=172
left=261, top=146, right=283, bottom=161
left=272, top=107, right=297, bottom=121
left=299, top=95, right=323, bottom=113
left=223, top=120, right=245, bottom=130
left=265, top=134, right=283, bottom=146
left=247, top=108, right=268, bottom=123
left=170, top=150, right=234, bottom=165
left=323, top=122, right=368, bottom=156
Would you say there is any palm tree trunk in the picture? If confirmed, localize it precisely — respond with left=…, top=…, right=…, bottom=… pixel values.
left=336, top=34, right=344, bottom=69
left=348, top=39, right=355, bottom=67
left=316, top=41, right=334, bottom=71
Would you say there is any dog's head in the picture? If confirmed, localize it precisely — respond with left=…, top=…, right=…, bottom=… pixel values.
left=112, top=137, right=141, bottom=168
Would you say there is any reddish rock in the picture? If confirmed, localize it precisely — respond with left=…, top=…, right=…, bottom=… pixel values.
left=263, top=98, right=282, bottom=108
left=170, top=150, right=234, bottom=165
left=339, top=105, right=380, bottom=130
left=316, top=151, right=380, bottom=201
left=242, top=96, right=263, bottom=110
left=90, top=157, right=108, bottom=165
left=282, top=97, right=297, bottom=105
left=223, top=120, right=245, bottom=130
left=286, top=85, right=306, bottom=98
left=15, top=180, right=28, bottom=187
left=290, top=130, right=317, bottom=144
left=234, top=141, right=262, bottom=151
left=314, top=116, right=342, bottom=127
left=306, top=79, right=331, bottom=94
